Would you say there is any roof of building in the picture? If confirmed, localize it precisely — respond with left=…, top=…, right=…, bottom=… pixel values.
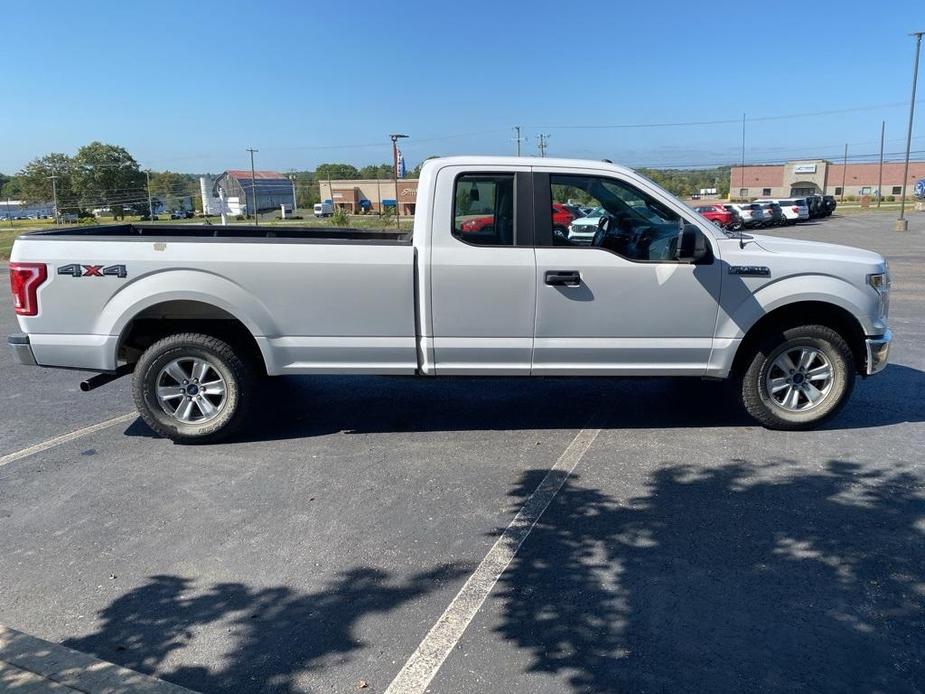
left=225, top=170, right=291, bottom=180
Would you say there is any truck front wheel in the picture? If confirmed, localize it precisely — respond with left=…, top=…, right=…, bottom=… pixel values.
left=739, top=324, right=855, bottom=430
left=133, top=332, right=254, bottom=444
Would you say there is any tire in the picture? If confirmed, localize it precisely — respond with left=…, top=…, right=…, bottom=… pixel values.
left=739, top=324, right=855, bottom=430
left=132, top=332, right=255, bottom=444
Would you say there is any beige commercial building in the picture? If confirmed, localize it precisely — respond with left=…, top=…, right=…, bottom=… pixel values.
left=318, top=179, right=418, bottom=216
left=729, top=159, right=925, bottom=200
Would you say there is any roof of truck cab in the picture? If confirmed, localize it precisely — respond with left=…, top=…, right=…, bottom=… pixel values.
left=427, top=156, right=637, bottom=176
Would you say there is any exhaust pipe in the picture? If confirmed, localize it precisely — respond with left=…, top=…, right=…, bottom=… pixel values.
left=80, top=364, right=134, bottom=392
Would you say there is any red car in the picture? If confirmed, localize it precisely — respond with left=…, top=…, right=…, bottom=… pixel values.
left=459, top=215, right=494, bottom=233
left=694, top=204, right=739, bottom=229
left=552, top=203, right=576, bottom=232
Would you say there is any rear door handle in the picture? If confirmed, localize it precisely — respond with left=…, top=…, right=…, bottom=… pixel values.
left=544, top=270, right=581, bottom=287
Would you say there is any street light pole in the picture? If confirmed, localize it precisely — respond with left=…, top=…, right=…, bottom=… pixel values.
left=390, top=133, right=408, bottom=229
left=144, top=170, right=154, bottom=222
left=246, top=148, right=259, bottom=227
left=877, top=120, right=885, bottom=208
left=48, top=174, right=59, bottom=225
left=897, top=31, right=923, bottom=231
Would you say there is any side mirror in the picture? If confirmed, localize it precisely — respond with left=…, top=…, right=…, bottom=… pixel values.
left=676, top=224, right=709, bottom=262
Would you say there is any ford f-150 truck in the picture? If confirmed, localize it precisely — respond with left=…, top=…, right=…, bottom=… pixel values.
left=7, top=157, right=892, bottom=443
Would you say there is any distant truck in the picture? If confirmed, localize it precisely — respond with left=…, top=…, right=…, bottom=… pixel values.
left=313, top=201, right=334, bottom=217
left=8, top=156, right=892, bottom=443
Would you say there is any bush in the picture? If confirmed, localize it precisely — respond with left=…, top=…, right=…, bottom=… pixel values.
left=884, top=195, right=896, bottom=202
left=380, top=206, right=394, bottom=224
left=78, top=216, right=97, bottom=226
left=330, top=207, right=349, bottom=226
left=235, top=214, right=245, bottom=221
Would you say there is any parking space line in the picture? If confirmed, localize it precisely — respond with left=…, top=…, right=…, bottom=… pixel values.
left=0, top=413, right=137, bottom=468
left=385, top=423, right=602, bottom=694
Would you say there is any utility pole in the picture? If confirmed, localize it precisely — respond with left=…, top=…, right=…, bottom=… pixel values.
left=841, top=143, right=848, bottom=202
left=144, top=170, right=154, bottom=222
left=287, top=170, right=298, bottom=214
left=2, top=180, right=12, bottom=229
left=537, top=133, right=550, bottom=157
left=513, top=126, right=526, bottom=156
left=47, top=174, right=59, bottom=225
left=390, top=133, right=408, bottom=228
left=740, top=113, right=746, bottom=199
left=898, top=30, right=923, bottom=231
left=246, top=148, right=259, bottom=226
left=877, top=120, right=885, bottom=208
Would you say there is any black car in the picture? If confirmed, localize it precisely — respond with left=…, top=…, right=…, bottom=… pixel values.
left=822, top=195, right=836, bottom=216
left=804, top=194, right=825, bottom=219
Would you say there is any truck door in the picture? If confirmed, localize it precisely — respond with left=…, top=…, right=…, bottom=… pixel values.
left=428, top=166, right=536, bottom=374
left=531, top=169, right=722, bottom=375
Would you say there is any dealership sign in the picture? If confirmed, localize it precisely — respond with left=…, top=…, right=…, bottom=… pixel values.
left=793, top=164, right=817, bottom=174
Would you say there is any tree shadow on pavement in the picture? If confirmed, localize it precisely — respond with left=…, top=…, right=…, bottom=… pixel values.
left=496, top=460, right=925, bottom=692
left=62, top=563, right=466, bottom=693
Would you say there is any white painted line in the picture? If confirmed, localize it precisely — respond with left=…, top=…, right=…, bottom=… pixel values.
left=0, top=623, right=193, bottom=693
left=0, top=413, right=136, bottom=468
left=385, top=423, right=602, bottom=694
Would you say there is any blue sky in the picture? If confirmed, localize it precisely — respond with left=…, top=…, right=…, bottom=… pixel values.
left=2, top=0, right=923, bottom=173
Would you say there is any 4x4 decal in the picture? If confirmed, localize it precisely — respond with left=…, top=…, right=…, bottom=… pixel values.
left=57, top=264, right=128, bottom=278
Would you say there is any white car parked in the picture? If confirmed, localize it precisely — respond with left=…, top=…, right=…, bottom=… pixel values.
left=723, top=203, right=766, bottom=228
left=567, top=206, right=604, bottom=243
left=756, top=198, right=809, bottom=225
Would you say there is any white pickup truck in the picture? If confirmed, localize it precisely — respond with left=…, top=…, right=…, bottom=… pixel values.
left=8, top=156, right=892, bottom=443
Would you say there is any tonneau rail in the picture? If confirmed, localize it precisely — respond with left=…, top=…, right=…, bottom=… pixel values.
left=18, top=223, right=412, bottom=244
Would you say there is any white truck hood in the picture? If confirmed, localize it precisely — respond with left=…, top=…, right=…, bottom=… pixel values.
left=746, top=233, right=884, bottom=266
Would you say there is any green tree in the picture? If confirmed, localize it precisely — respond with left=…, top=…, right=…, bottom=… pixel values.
left=71, top=142, right=145, bottom=214
left=16, top=153, right=77, bottom=211
left=357, top=164, right=394, bottom=179
left=0, top=173, right=23, bottom=200
left=149, top=170, right=192, bottom=211
left=314, top=163, right=360, bottom=180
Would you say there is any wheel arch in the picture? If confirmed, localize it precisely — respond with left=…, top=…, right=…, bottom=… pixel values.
left=730, top=300, right=868, bottom=377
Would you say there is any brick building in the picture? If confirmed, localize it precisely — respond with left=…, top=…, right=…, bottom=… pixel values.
left=729, top=159, right=925, bottom=200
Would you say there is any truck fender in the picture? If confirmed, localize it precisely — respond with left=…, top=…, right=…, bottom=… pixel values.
left=716, top=274, right=878, bottom=340
left=94, top=268, right=278, bottom=341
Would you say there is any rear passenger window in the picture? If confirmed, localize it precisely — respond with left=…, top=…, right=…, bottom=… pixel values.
left=453, top=174, right=515, bottom=246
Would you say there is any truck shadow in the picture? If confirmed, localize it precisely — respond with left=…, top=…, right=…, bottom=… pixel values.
left=493, top=459, right=925, bottom=691
left=124, top=363, right=925, bottom=442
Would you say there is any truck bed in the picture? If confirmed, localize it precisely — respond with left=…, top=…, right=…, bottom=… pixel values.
left=21, top=223, right=412, bottom=244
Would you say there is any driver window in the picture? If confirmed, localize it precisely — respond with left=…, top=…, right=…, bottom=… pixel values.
left=549, top=174, right=688, bottom=262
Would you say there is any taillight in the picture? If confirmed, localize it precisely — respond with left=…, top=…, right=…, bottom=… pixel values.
left=9, top=262, right=47, bottom=316
left=792, top=206, right=799, bottom=213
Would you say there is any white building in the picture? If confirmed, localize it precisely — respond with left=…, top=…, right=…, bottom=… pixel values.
left=0, top=200, right=55, bottom=220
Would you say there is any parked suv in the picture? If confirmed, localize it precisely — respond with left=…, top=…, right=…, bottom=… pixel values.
left=724, top=203, right=765, bottom=228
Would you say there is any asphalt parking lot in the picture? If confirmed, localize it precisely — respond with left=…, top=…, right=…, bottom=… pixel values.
left=1, top=212, right=924, bottom=693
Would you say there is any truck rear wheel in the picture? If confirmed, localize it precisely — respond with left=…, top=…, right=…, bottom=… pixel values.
left=132, top=332, right=254, bottom=444
left=739, top=324, right=855, bottom=430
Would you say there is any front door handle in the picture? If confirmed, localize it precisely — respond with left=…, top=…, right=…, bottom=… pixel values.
left=544, top=270, right=581, bottom=287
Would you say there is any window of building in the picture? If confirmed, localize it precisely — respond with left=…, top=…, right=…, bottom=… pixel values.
left=546, top=174, right=692, bottom=262
left=762, top=188, right=771, bottom=196
left=892, top=186, right=902, bottom=195
left=739, top=188, right=748, bottom=197
left=452, top=174, right=515, bottom=246
left=834, top=187, right=843, bottom=196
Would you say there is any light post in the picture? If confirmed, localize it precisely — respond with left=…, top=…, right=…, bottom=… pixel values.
left=47, top=174, right=59, bottom=225
left=390, top=133, right=408, bottom=228
left=897, top=31, right=924, bottom=231
left=144, top=170, right=154, bottom=222
left=246, top=148, right=259, bottom=226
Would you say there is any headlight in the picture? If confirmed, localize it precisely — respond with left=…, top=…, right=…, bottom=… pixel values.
left=868, top=269, right=891, bottom=318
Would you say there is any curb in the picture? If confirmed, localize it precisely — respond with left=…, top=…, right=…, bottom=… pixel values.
left=0, top=624, right=194, bottom=693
